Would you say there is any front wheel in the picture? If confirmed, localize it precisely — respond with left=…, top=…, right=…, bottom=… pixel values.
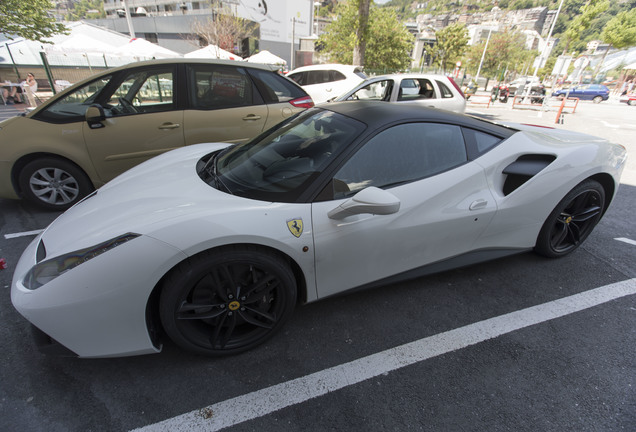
left=592, top=96, right=603, bottom=104
left=160, top=247, right=297, bottom=356
left=18, top=158, right=94, bottom=211
left=629, top=99, right=636, bottom=106
left=534, top=180, right=605, bottom=258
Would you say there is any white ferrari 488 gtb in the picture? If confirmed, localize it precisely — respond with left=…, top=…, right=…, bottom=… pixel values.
left=11, top=101, right=627, bottom=358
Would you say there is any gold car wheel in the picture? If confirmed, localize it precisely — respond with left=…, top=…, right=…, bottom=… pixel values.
left=18, top=157, right=94, bottom=211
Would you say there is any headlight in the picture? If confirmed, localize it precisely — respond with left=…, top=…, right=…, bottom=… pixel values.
left=23, top=233, right=140, bottom=290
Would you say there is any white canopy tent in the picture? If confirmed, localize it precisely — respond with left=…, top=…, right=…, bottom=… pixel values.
left=184, top=45, right=242, bottom=61
left=246, top=50, right=286, bottom=66
left=111, top=38, right=181, bottom=59
left=45, top=35, right=119, bottom=55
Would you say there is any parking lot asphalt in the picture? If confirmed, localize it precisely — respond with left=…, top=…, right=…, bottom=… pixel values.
left=1, top=96, right=635, bottom=432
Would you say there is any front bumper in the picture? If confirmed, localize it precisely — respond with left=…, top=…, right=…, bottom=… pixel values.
left=11, top=233, right=187, bottom=358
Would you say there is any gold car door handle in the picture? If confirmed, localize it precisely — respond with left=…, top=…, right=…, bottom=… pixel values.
left=242, top=114, right=262, bottom=121
left=158, top=122, right=181, bottom=130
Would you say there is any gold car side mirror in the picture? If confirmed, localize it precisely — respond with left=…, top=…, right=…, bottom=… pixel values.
left=86, top=104, right=106, bottom=129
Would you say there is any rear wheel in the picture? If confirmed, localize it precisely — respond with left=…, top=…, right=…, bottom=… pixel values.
left=160, top=247, right=297, bottom=356
left=534, top=180, right=605, bottom=258
left=18, top=157, right=93, bottom=211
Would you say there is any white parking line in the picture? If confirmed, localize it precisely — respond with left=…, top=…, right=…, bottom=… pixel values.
left=615, top=237, right=636, bottom=246
left=131, top=278, right=636, bottom=432
left=4, top=229, right=44, bottom=239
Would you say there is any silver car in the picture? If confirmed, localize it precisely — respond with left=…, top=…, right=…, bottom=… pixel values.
left=334, top=73, right=466, bottom=113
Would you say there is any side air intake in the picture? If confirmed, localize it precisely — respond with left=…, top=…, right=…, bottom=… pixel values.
left=502, top=154, right=556, bottom=196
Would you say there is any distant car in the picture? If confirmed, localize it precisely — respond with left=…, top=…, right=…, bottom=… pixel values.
left=287, top=64, right=367, bottom=104
left=334, top=74, right=466, bottom=113
left=552, top=84, right=610, bottom=103
left=508, top=77, right=541, bottom=95
left=619, top=93, right=636, bottom=106
left=11, top=102, right=626, bottom=358
left=0, top=59, right=313, bottom=210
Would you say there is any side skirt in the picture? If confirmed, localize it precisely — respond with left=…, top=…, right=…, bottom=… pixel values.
left=330, top=248, right=531, bottom=299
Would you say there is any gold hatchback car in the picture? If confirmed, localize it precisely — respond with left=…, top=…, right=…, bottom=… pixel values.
left=0, top=59, right=313, bottom=210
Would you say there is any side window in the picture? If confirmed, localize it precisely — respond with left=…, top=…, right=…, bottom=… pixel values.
left=436, top=80, right=454, bottom=98
left=288, top=72, right=305, bottom=86
left=462, top=127, right=503, bottom=158
left=348, top=80, right=393, bottom=101
left=189, top=65, right=253, bottom=110
left=107, top=68, right=174, bottom=116
left=36, top=76, right=111, bottom=122
left=329, top=70, right=346, bottom=82
left=307, top=70, right=331, bottom=85
left=398, top=79, right=435, bottom=100
left=248, top=68, right=306, bottom=103
left=333, top=123, right=467, bottom=199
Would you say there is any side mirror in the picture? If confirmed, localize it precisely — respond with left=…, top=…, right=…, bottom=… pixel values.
left=85, top=104, right=105, bottom=129
left=328, top=187, right=400, bottom=220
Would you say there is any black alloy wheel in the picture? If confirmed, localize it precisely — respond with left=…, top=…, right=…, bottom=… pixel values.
left=535, top=180, right=605, bottom=258
left=160, top=247, right=297, bottom=356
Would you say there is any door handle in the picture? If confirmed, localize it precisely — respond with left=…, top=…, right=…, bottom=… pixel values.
left=469, top=199, right=488, bottom=211
left=242, top=114, right=262, bottom=121
left=158, top=122, right=180, bottom=130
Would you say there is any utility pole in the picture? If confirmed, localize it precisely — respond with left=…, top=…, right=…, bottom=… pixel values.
left=122, top=0, right=136, bottom=39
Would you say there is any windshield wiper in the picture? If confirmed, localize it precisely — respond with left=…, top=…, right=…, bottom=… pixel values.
left=205, top=152, right=232, bottom=194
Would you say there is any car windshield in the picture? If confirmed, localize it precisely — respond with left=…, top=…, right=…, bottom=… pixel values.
left=37, top=76, right=112, bottom=122
left=201, top=108, right=365, bottom=202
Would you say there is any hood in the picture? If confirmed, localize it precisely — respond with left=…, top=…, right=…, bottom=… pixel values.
left=40, top=143, right=270, bottom=257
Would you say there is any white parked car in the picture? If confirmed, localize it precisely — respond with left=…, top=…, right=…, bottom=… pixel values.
left=287, top=64, right=367, bottom=104
left=11, top=102, right=626, bottom=358
left=334, top=74, right=466, bottom=113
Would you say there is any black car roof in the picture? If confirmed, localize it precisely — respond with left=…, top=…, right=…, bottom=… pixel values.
left=322, top=101, right=517, bottom=138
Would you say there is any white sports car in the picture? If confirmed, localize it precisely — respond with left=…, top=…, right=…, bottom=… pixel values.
left=11, top=102, right=627, bottom=358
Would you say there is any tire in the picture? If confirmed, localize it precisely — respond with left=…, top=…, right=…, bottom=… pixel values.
left=160, top=247, right=297, bottom=356
left=628, top=100, right=636, bottom=106
left=534, top=180, right=605, bottom=258
left=593, top=96, right=603, bottom=104
left=18, top=157, right=94, bottom=211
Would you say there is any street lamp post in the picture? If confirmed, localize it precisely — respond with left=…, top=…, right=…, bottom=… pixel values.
left=475, top=26, right=493, bottom=90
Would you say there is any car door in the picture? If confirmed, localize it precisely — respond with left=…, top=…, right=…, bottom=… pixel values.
left=182, top=64, right=269, bottom=146
left=83, top=65, right=184, bottom=183
left=344, top=79, right=395, bottom=101
left=311, top=122, right=497, bottom=298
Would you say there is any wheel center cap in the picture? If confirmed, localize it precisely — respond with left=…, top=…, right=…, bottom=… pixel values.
left=565, top=216, right=573, bottom=224
left=228, top=300, right=241, bottom=311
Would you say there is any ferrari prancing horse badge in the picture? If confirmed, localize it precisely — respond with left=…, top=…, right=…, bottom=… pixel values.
left=287, top=218, right=303, bottom=238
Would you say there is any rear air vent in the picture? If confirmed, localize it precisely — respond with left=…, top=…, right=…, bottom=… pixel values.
left=502, top=154, right=556, bottom=196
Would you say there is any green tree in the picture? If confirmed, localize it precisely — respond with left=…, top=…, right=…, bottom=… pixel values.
left=594, top=9, right=636, bottom=76
left=353, top=0, right=371, bottom=66
left=601, top=9, right=636, bottom=51
left=0, top=0, right=66, bottom=42
left=318, top=1, right=413, bottom=71
left=562, top=0, right=609, bottom=55
left=431, top=23, right=469, bottom=73
left=65, top=0, right=106, bottom=21
left=464, top=31, right=529, bottom=80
